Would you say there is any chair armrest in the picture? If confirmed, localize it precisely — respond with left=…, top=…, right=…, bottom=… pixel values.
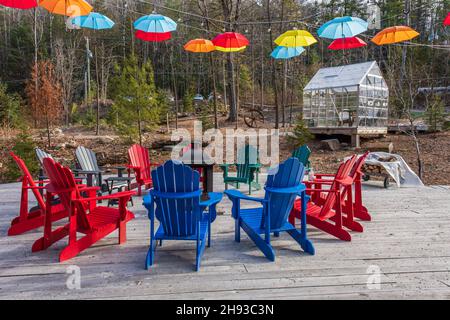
left=78, top=186, right=101, bottom=192
left=224, top=189, right=267, bottom=204
left=265, top=185, right=306, bottom=195
left=314, top=173, right=335, bottom=178
left=306, top=188, right=338, bottom=194
left=200, top=192, right=223, bottom=207
left=219, top=163, right=235, bottom=169
left=73, top=191, right=136, bottom=203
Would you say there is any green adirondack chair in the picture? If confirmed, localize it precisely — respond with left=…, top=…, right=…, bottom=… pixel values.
left=292, top=145, right=311, bottom=170
left=220, top=144, right=261, bottom=195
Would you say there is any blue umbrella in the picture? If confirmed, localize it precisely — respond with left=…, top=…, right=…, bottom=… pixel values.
left=71, top=12, right=115, bottom=30
left=134, top=14, right=177, bottom=33
left=271, top=46, right=305, bottom=59
left=318, top=16, right=368, bottom=39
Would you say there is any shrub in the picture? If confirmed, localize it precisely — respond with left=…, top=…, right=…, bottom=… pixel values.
left=287, top=115, right=314, bottom=148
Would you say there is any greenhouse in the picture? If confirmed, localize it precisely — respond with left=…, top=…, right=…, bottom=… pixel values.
left=303, top=61, right=389, bottom=147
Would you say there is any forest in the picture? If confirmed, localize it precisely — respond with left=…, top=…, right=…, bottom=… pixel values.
left=0, top=0, right=449, bottom=184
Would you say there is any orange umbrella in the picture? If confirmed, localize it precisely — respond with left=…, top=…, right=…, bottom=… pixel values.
left=371, top=26, right=419, bottom=45
left=39, top=0, right=93, bottom=17
left=184, top=39, right=216, bottom=53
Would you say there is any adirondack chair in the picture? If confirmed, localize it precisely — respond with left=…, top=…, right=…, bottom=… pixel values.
left=127, top=144, right=159, bottom=196
left=225, top=158, right=314, bottom=261
left=75, top=146, right=130, bottom=197
left=289, top=156, right=357, bottom=241
left=314, top=152, right=371, bottom=222
left=219, top=144, right=261, bottom=195
left=7, top=152, right=67, bottom=236
left=292, top=145, right=311, bottom=170
left=32, top=158, right=135, bottom=262
left=143, top=160, right=222, bottom=271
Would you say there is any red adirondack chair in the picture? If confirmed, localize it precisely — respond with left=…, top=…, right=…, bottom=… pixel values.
left=314, top=152, right=371, bottom=222
left=289, top=156, right=357, bottom=241
left=32, top=158, right=135, bottom=262
left=127, top=144, right=159, bottom=196
left=7, top=152, right=67, bottom=236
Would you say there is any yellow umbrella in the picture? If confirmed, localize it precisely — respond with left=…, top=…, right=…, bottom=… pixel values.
left=371, top=26, right=419, bottom=45
left=275, top=30, right=317, bottom=47
left=214, top=45, right=247, bottom=53
left=39, top=0, right=93, bottom=17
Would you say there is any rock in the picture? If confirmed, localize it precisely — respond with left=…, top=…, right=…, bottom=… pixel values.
left=98, top=136, right=115, bottom=144
left=66, top=140, right=78, bottom=149
left=52, top=128, right=63, bottom=136
left=162, top=145, right=175, bottom=152
left=321, top=139, right=341, bottom=151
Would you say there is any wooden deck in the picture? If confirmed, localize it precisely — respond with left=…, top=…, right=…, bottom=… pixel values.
left=1, top=174, right=449, bottom=300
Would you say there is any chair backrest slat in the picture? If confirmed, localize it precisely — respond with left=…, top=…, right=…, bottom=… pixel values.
left=10, top=152, right=46, bottom=210
left=43, top=158, right=91, bottom=231
left=76, top=146, right=99, bottom=172
left=292, top=145, right=311, bottom=167
left=151, top=161, right=200, bottom=237
left=319, top=155, right=357, bottom=217
left=236, top=144, right=258, bottom=179
left=35, top=148, right=54, bottom=166
left=262, top=158, right=305, bottom=230
left=128, top=144, right=151, bottom=180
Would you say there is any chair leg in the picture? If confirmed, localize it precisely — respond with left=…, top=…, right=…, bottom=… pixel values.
left=145, top=237, right=156, bottom=270
left=240, top=220, right=275, bottom=261
left=249, top=183, right=251, bottom=195
left=287, top=229, right=315, bottom=255
left=235, top=218, right=240, bottom=242
left=195, top=236, right=207, bottom=272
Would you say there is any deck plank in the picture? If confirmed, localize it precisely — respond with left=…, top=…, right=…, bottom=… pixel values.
left=0, top=173, right=449, bottom=299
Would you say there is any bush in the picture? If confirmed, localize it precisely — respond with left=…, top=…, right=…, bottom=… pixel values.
left=3, top=132, right=38, bottom=182
left=287, top=115, right=314, bottom=148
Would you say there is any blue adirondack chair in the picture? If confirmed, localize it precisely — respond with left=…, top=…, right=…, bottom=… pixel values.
left=292, top=145, right=311, bottom=170
left=225, top=157, right=314, bottom=261
left=143, top=160, right=223, bottom=271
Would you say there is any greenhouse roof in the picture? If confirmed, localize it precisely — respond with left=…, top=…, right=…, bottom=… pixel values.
left=304, top=61, right=379, bottom=91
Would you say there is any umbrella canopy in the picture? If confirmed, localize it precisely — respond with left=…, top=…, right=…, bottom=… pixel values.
left=274, top=30, right=317, bottom=47
left=39, top=0, right=93, bottom=16
left=134, top=14, right=177, bottom=33
left=271, top=46, right=305, bottom=59
left=71, top=12, right=115, bottom=30
left=135, top=30, right=172, bottom=42
left=212, top=32, right=249, bottom=51
left=318, top=16, right=368, bottom=39
left=0, top=0, right=37, bottom=9
left=328, top=36, right=367, bottom=50
left=444, top=12, right=450, bottom=26
left=371, top=26, right=419, bottom=45
left=184, top=39, right=215, bottom=53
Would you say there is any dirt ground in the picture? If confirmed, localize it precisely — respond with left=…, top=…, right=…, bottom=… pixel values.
left=1, top=118, right=449, bottom=186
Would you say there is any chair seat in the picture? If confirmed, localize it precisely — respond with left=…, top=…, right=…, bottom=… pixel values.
left=87, top=207, right=134, bottom=231
left=240, top=207, right=295, bottom=234
left=155, top=215, right=209, bottom=241
left=224, top=176, right=249, bottom=183
left=292, top=199, right=335, bottom=221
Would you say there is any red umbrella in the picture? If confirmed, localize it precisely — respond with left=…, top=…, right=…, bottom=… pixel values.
left=328, top=36, right=367, bottom=50
left=135, top=30, right=171, bottom=42
left=444, top=13, right=450, bottom=26
left=212, top=32, right=249, bottom=50
left=0, top=0, right=37, bottom=9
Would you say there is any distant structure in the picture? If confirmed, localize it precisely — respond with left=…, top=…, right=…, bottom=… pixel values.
left=303, top=61, right=389, bottom=147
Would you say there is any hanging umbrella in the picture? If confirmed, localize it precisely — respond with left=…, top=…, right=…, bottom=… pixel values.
left=318, top=16, right=368, bottom=39
left=212, top=32, right=249, bottom=51
left=39, top=0, right=93, bottom=16
left=135, top=30, right=172, bottom=42
left=71, top=12, right=115, bottom=30
left=134, top=14, right=177, bottom=33
left=444, top=13, right=450, bottom=26
left=371, top=26, right=419, bottom=45
left=274, top=30, right=317, bottom=47
left=184, top=39, right=215, bottom=53
left=271, top=46, right=305, bottom=59
left=328, top=36, right=367, bottom=50
left=0, top=0, right=37, bottom=9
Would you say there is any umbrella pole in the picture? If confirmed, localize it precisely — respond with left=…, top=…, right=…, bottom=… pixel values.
left=95, top=44, right=100, bottom=136
left=208, top=52, right=219, bottom=129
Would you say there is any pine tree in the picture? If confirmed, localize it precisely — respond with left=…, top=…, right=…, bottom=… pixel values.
left=109, top=55, right=162, bottom=144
